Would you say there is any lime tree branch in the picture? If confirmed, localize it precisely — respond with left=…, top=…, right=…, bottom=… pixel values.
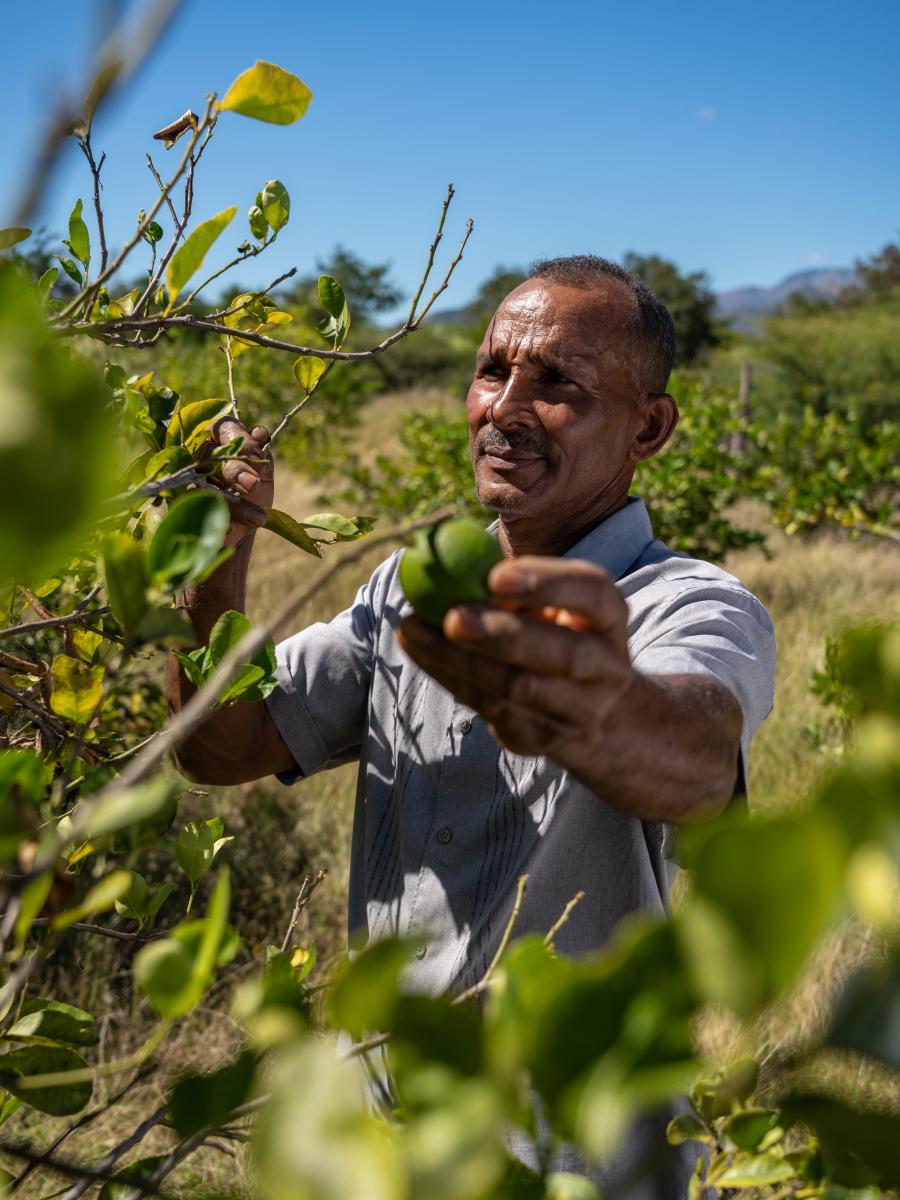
left=79, top=185, right=474, bottom=361
left=67, top=510, right=454, bottom=823
left=78, top=132, right=108, bottom=274
left=56, top=97, right=214, bottom=322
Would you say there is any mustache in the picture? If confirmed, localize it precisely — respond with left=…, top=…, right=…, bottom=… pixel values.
left=477, top=426, right=546, bottom=457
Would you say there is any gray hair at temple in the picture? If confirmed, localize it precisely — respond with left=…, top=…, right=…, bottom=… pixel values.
left=528, top=255, right=677, bottom=394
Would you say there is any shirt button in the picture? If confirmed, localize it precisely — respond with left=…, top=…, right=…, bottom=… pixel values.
left=459, top=718, right=472, bottom=734
left=415, top=943, right=427, bottom=960
left=436, top=826, right=453, bottom=845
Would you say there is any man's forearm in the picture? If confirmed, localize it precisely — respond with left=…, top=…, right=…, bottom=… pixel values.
left=569, top=671, right=743, bottom=823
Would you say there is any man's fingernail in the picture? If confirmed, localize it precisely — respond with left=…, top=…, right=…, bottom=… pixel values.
left=446, top=608, right=481, bottom=639
left=236, top=471, right=256, bottom=491
left=490, top=565, right=531, bottom=595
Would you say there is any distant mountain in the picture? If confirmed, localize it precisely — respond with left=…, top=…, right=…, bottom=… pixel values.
left=428, top=265, right=860, bottom=329
left=715, top=266, right=859, bottom=328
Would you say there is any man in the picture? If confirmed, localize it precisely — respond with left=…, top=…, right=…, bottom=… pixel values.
left=169, top=256, right=775, bottom=1197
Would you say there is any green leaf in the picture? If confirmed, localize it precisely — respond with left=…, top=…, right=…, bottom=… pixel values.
left=666, top=1113, right=712, bottom=1146
left=169, top=1048, right=255, bottom=1137
left=714, top=1151, right=795, bottom=1186
left=134, top=938, right=195, bottom=1019
left=37, top=266, right=58, bottom=300
left=545, top=1174, right=602, bottom=1200
left=293, top=355, right=327, bottom=394
left=49, top=655, right=103, bottom=722
left=57, top=256, right=83, bottom=286
left=165, top=397, right=231, bottom=449
left=11, top=873, right=52, bottom=960
left=680, top=809, right=846, bottom=1015
left=0, top=1045, right=92, bottom=1115
left=260, top=180, right=290, bottom=233
left=388, top=992, right=485, bottom=1077
left=261, top=507, right=322, bottom=557
left=76, top=777, right=179, bottom=844
left=100, top=534, right=150, bottom=636
left=134, top=605, right=196, bottom=648
left=53, top=869, right=133, bottom=930
left=218, top=60, right=313, bottom=124
left=0, top=749, right=45, bottom=858
left=8, top=999, right=97, bottom=1047
left=174, top=610, right=276, bottom=705
left=147, top=492, right=231, bottom=591
left=725, top=1108, right=781, bottom=1151
left=248, top=204, right=268, bottom=241
left=72, top=626, right=103, bottom=664
left=300, top=512, right=374, bottom=541
left=67, top=199, right=90, bottom=268
left=0, top=1095, right=21, bottom=1127
left=141, top=220, right=164, bottom=245
left=165, top=207, right=237, bottom=307
left=0, top=227, right=31, bottom=251
left=330, top=938, right=414, bottom=1040
left=318, top=275, right=346, bottom=319
left=175, top=820, right=217, bottom=886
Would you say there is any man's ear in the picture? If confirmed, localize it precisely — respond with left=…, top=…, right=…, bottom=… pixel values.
left=631, top=393, right=679, bottom=462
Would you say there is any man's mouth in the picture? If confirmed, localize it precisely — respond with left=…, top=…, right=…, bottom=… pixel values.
left=478, top=430, right=546, bottom=470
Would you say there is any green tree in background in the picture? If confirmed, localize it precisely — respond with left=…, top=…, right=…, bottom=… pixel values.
left=624, top=251, right=722, bottom=365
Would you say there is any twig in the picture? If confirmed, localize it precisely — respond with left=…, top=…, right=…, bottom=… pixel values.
left=406, top=182, right=454, bottom=325
left=71, top=509, right=454, bottom=816
left=131, top=105, right=217, bottom=318
left=223, top=341, right=238, bottom=418
left=29, top=919, right=164, bottom=943
left=78, top=135, right=108, bottom=274
left=279, top=869, right=327, bottom=953
left=344, top=875, right=530, bottom=1062
left=0, top=680, right=62, bottom=751
left=456, top=873, right=528, bottom=1003
left=9, top=1065, right=156, bottom=1193
left=118, top=1095, right=270, bottom=1200
left=0, top=605, right=109, bottom=643
left=145, top=154, right=179, bottom=224
left=0, top=1138, right=166, bottom=1197
left=412, top=217, right=474, bottom=326
left=269, top=358, right=336, bottom=442
left=176, top=235, right=283, bottom=312
left=56, top=1103, right=169, bottom=1200
left=543, top=890, right=585, bottom=948
left=58, top=95, right=213, bottom=322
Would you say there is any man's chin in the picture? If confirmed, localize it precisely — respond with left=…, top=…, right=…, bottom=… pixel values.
left=475, top=473, right=542, bottom=516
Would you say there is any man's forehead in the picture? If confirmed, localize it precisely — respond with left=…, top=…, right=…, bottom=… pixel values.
left=481, top=278, right=636, bottom=358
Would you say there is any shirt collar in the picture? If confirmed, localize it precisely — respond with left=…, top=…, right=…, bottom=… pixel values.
left=488, top=496, right=655, bottom=581
left=562, top=496, right=655, bottom=581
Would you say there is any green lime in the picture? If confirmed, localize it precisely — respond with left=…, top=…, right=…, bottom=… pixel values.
left=399, top=517, right=504, bottom=626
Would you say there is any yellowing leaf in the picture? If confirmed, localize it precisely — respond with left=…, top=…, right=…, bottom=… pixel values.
left=230, top=310, right=293, bottom=359
left=218, top=61, right=312, bottom=124
left=50, top=655, right=104, bottom=722
left=293, top=355, right=327, bottom=393
left=166, top=208, right=237, bottom=308
left=166, top=398, right=231, bottom=448
left=0, top=228, right=31, bottom=251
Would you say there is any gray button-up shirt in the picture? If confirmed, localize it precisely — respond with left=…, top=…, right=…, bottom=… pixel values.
left=265, top=496, right=775, bottom=1196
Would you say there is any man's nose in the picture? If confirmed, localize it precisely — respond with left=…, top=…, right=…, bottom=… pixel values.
left=488, top=369, right=538, bottom=428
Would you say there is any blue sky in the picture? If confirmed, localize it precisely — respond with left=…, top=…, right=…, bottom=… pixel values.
left=2, top=0, right=898, bottom=311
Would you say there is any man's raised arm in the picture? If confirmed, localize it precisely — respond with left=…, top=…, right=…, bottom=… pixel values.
left=166, top=419, right=296, bottom=786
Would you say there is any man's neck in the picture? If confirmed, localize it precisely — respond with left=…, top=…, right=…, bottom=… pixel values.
left=497, top=492, right=631, bottom=559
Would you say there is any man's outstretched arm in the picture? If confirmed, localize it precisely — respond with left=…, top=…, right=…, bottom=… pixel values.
left=397, top=556, right=747, bottom=823
left=167, top=419, right=295, bottom=786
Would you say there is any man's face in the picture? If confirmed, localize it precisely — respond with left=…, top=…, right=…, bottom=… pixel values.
left=467, top=278, right=658, bottom=543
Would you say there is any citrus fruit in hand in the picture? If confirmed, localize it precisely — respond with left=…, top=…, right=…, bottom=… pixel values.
left=399, top=517, right=504, bottom=626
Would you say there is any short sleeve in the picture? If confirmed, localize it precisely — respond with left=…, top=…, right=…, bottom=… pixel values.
left=264, top=561, right=388, bottom=783
left=629, top=582, right=776, bottom=791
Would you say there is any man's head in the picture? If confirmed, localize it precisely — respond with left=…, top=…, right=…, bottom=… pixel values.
left=466, top=255, right=679, bottom=553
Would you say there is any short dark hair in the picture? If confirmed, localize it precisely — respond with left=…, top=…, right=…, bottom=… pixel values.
left=527, top=254, right=677, bottom=393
